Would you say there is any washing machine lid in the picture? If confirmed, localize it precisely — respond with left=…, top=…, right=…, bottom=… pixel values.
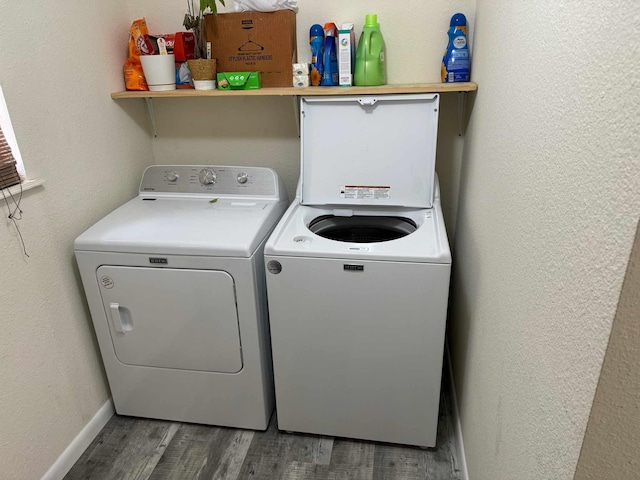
left=300, top=94, right=440, bottom=208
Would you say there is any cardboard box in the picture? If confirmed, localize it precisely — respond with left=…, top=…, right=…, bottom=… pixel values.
left=338, top=23, right=355, bottom=86
left=217, top=72, right=262, bottom=90
left=152, top=32, right=195, bottom=61
left=173, top=32, right=196, bottom=62
left=204, top=10, right=297, bottom=88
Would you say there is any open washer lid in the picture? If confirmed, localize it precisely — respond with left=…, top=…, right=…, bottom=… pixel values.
left=300, top=94, right=440, bottom=208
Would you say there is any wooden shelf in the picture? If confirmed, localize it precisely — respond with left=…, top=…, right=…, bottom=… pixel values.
left=113, top=82, right=477, bottom=136
left=111, top=82, right=477, bottom=99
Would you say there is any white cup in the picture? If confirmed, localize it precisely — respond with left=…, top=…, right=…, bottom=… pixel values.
left=140, top=54, right=176, bottom=92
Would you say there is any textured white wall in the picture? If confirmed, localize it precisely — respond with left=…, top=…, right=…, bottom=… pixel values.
left=449, top=1, right=640, bottom=479
left=126, top=0, right=475, bottom=231
left=574, top=221, right=640, bottom=480
left=0, top=2, right=154, bottom=479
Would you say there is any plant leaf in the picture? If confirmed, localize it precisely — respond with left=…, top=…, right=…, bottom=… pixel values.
left=200, top=0, right=224, bottom=15
left=183, top=13, right=199, bottom=30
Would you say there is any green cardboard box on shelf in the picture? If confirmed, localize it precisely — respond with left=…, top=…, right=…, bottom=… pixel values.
left=217, top=72, right=262, bottom=90
left=204, top=10, right=297, bottom=88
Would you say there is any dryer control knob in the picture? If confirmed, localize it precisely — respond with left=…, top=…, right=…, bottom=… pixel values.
left=167, top=171, right=179, bottom=182
left=237, top=172, right=248, bottom=184
left=199, top=168, right=217, bottom=185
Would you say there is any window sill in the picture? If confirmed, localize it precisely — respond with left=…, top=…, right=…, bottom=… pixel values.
left=1, top=178, right=45, bottom=196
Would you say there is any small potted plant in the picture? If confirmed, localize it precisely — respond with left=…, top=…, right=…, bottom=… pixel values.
left=184, top=0, right=225, bottom=89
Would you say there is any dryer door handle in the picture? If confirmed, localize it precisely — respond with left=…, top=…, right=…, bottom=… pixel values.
left=109, top=303, right=132, bottom=334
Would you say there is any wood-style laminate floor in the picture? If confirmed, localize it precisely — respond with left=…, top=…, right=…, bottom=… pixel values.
left=65, top=376, right=461, bottom=480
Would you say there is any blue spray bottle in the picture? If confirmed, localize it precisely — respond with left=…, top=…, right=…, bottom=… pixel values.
left=321, top=23, right=339, bottom=86
left=441, top=13, right=470, bottom=82
left=309, top=24, right=324, bottom=86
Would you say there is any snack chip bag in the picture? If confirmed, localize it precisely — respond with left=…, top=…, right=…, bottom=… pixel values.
left=123, top=18, right=154, bottom=90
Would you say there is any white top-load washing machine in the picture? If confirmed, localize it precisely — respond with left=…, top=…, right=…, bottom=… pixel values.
left=75, top=165, right=287, bottom=429
left=265, top=95, right=451, bottom=447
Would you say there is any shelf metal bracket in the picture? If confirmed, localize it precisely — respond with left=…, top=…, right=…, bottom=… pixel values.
left=145, top=98, right=158, bottom=137
left=457, top=92, right=467, bottom=136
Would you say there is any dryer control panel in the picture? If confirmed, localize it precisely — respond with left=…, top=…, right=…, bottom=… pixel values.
left=139, top=165, right=280, bottom=197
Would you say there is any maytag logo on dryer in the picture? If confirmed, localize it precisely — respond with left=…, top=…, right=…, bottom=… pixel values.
left=344, top=264, right=364, bottom=272
left=149, top=257, right=168, bottom=264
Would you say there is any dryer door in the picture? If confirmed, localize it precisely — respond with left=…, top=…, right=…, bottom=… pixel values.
left=96, top=266, right=242, bottom=373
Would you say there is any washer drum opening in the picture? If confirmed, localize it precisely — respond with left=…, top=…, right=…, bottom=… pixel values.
left=308, top=215, right=417, bottom=243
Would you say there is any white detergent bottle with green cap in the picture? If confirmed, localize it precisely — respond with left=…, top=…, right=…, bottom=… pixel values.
left=354, top=14, right=386, bottom=86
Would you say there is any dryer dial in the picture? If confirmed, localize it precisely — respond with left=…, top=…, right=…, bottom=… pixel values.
left=199, top=168, right=217, bottom=185
left=237, top=172, right=249, bottom=184
left=166, top=170, right=179, bottom=182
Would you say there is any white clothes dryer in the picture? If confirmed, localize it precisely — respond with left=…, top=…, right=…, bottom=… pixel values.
left=75, top=165, right=287, bottom=430
left=265, top=95, right=451, bottom=447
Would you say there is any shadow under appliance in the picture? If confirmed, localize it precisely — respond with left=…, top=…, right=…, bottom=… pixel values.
left=265, top=95, right=451, bottom=447
left=75, top=165, right=288, bottom=429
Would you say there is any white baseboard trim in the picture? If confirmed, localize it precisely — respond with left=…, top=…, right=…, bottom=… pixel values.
left=41, top=399, right=114, bottom=480
left=446, top=340, right=470, bottom=480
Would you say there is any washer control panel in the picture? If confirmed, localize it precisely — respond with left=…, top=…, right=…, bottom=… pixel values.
left=139, top=165, right=279, bottom=196
left=198, top=168, right=217, bottom=185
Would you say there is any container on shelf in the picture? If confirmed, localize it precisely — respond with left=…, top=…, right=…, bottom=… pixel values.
left=140, top=54, right=177, bottom=92
left=354, top=14, right=386, bottom=86
left=441, top=13, right=470, bottom=83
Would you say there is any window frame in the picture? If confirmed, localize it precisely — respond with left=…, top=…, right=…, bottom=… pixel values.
left=0, top=83, right=25, bottom=179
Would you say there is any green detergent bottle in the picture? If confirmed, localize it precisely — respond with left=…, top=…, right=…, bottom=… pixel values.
left=354, top=14, right=386, bottom=86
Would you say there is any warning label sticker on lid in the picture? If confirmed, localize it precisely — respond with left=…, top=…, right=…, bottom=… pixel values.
left=340, top=185, right=391, bottom=200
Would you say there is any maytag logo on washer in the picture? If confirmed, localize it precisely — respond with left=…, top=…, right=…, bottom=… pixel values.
left=149, top=257, right=168, bottom=264
left=344, top=264, right=364, bottom=272
left=267, top=260, right=282, bottom=274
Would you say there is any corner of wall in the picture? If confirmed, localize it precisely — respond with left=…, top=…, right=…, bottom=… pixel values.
left=573, top=219, right=640, bottom=480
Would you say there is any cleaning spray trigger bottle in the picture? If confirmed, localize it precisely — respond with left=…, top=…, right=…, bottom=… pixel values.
left=321, top=23, right=339, bottom=86
left=441, top=13, right=470, bottom=82
left=309, top=24, right=324, bottom=86
left=354, top=14, right=386, bottom=86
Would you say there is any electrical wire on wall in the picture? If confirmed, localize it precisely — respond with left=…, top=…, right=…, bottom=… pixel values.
left=0, top=119, right=29, bottom=257
left=1, top=182, right=29, bottom=257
